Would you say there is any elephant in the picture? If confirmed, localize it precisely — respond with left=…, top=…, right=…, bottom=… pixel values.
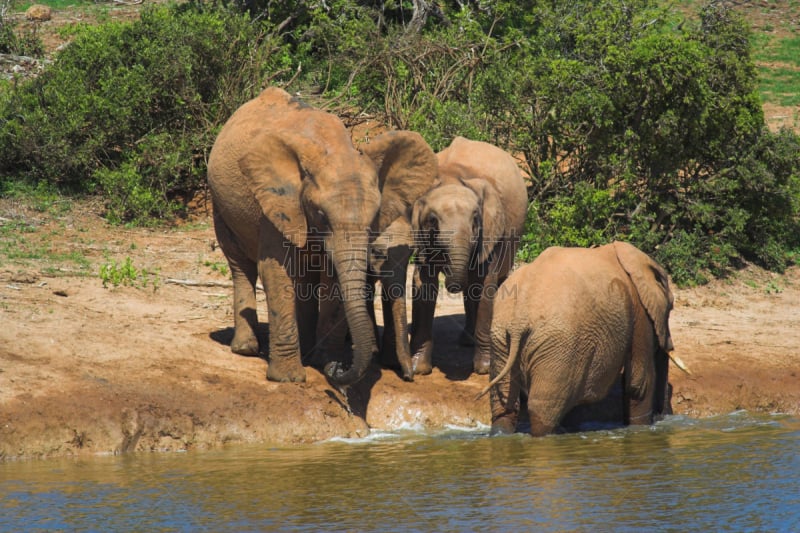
left=207, top=87, right=436, bottom=386
left=314, top=131, right=439, bottom=382
left=476, top=241, right=675, bottom=437
left=410, top=136, right=528, bottom=375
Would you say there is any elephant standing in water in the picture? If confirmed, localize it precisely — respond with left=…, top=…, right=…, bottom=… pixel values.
left=410, top=136, right=528, bottom=375
left=207, top=87, right=436, bottom=385
left=477, top=242, right=675, bottom=436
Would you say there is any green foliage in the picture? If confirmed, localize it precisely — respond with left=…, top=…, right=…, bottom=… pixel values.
left=0, top=3, right=284, bottom=222
left=755, top=34, right=800, bottom=107
left=203, top=259, right=229, bottom=278
left=0, top=0, right=45, bottom=56
left=99, top=256, right=159, bottom=289
left=518, top=182, right=618, bottom=262
left=0, top=0, right=798, bottom=284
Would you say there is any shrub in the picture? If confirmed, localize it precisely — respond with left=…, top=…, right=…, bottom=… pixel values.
left=0, top=3, right=284, bottom=222
left=0, top=0, right=45, bottom=57
left=0, top=0, right=798, bottom=284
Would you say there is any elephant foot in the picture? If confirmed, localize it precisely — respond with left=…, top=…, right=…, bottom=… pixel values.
left=266, top=355, right=306, bottom=383
left=490, top=416, right=517, bottom=435
left=628, top=409, right=654, bottom=426
left=411, top=352, right=432, bottom=376
left=378, top=347, right=399, bottom=370
left=230, top=333, right=259, bottom=356
left=473, top=350, right=490, bottom=375
left=303, top=347, right=328, bottom=370
left=458, top=329, right=475, bottom=347
left=379, top=346, right=415, bottom=382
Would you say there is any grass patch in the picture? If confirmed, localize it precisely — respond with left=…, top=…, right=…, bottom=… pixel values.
left=14, top=0, right=97, bottom=11
left=0, top=216, right=93, bottom=274
left=756, top=35, right=800, bottom=64
left=99, top=256, right=159, bottom=289
left=203, top=259, right=229, bottom=278
left=755, top=33, right=800, bottom=107
left=751, top=28, right=800, bottom=108
left=758, top=66, right=800, bottom=107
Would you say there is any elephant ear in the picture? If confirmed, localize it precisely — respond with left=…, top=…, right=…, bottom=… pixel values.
left=613, top=241, right=675, bottom=352
left=410, top=196, right=429, bottom=252
left=360, top=130, right=438, bottom=232
left=463, top=178, right=506, bottom=264
left=239, top=130, right=308, bottom=249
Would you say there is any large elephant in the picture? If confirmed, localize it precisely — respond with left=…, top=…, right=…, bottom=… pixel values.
left=477, top=241, right=675, bottom=436
left=410, top=136, right=528, bottom=375
left=207, top=87, right=435, bottom=386
left=314, top=131, right=439, bottom=382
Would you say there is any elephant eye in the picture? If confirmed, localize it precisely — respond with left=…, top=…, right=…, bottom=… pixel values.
left=472, top=210, right=481, bottom=233
left=316, top=209, right=330, bottom=230
left=371, top=247, right=388, bottom=260
left=424, top=213, right=438, bottom=231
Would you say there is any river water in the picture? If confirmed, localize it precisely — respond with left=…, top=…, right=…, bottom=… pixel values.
left=2, top=411, right=798, bottom=532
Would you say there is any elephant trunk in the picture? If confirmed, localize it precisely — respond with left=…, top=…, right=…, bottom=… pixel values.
left=442, top=236, right=473, bottom=294
left=324, top=237, right=377, bottom=387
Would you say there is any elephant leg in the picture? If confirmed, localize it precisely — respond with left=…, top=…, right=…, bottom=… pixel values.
left=654, top=349, right=672, bottom=418
left=624, top=307, right=658, bottom=425
left=295, top=248, right=320, bottom=363
left=526, top=361, right=578, bottom=436
left=489, top=329, right=522, bottom=435
left=380, top=283, right=413, bottom=381
left=474, top=246, right=514, bottom=374
left=410, top=265, right=437, bottom=375
left=526, top=396, right=566, bottom=437
left=379, top=289, right=397, bottom=367
left=472, top=267, right=500, bottom=375
left=623, top=305, right=665, bottom=424
left=314, top=263, right=348, bottom=369
left=459, top=291, right=478, bottom=347
left=379, top=247, right=413, bottom=380
left=366, top=277, right=378, bottom=340
left=259, top=228, right=306, bottom=383
left=214, top=212, right=259, bottom=356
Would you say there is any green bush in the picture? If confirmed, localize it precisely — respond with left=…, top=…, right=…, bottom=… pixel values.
left=0, top=0, right=798, bottom=284
left=0, top=3, right=284, bottom=221
left=0, top=3, right=45, bottom=57
left=389, top=0, right=797, bottom=285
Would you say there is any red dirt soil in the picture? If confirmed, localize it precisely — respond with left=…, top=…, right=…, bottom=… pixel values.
left=1, top=1, right=799, bottom=459
left=1, top=198, right=798, bottom=460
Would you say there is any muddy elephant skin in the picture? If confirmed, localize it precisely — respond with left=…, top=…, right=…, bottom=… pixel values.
left=410, top=136, right=528, bottom=375
left=480, top=242, right=675, bottom=436
left=317, top=131, right=439, bottom=382
left=208, top=87, right=435, bottom=386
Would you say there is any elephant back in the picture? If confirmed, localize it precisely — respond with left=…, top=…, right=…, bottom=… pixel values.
left=437, top=137, right=528, bottom=238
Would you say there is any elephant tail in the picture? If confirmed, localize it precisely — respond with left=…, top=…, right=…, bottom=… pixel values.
left=474, top=329, right=524, bottom=401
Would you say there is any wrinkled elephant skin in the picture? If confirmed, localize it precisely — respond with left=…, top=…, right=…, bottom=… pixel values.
left=320, top=131, right=439, bottom=382
left=481, top=241, right=674, bottom=436
left=411, top=136, right=528, bottom=375
left=208, top=88, right=435, bottom=386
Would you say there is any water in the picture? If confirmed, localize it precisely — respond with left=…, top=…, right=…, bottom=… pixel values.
left=2, top=411, right=798, bottom=532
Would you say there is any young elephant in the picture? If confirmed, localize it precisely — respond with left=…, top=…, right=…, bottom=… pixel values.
left=208, top=88, right=435, bottom=386
left=477, top=242, right=675, bottom=436
left=410, top=136, right=528, bottom=375
left=315, top=131, right=439, bottom=382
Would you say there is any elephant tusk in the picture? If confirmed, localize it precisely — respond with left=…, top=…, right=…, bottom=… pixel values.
left=669, top=352, right=692, bottom=375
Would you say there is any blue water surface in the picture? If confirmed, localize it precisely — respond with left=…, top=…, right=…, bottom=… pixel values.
left=1, top=411, right=798, bottom=532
